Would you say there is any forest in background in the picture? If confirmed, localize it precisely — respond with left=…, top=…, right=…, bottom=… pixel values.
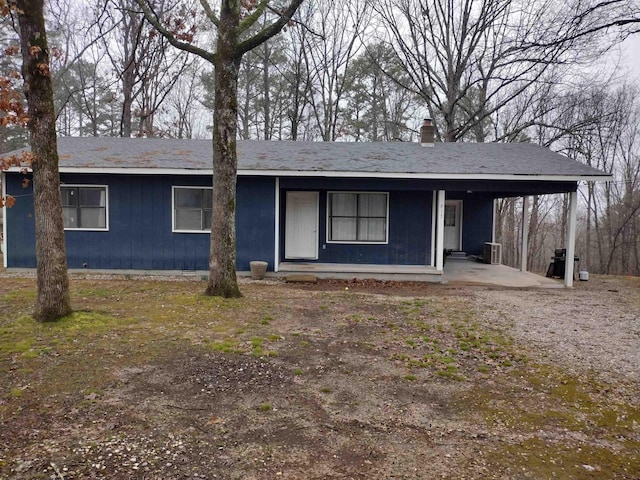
left=1, top=0, right=639, bottom=276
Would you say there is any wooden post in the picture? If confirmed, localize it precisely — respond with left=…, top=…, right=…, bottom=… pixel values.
left=521, top=196, right=529, bottom=272
left=564, top=190, right=577, bottom=287
left=436, top=190, right=445, bottom=271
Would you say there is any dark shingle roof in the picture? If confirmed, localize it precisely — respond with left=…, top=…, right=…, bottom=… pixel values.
left=10, top=137, right=610, bottom=179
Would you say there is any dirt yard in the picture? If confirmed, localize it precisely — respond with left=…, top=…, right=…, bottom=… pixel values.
left=0, top=274, right=638, bottom=479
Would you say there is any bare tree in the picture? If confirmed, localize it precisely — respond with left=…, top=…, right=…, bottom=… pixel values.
left=135, top=0, right=304, bottom=297
left=372, top=0, right=611, bottom=143
left=298, top=0, right=370, bottom=141
left=94, top=0, right=192, bottom=137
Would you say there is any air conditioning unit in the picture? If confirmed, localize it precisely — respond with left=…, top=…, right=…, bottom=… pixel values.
left=484, top=242, right=502, bottom=265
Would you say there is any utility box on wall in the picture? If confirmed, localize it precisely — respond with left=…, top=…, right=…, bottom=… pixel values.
left=484, top=242, right=502, bottom=265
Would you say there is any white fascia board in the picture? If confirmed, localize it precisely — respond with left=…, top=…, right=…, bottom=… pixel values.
left=238, top=170, right=613, bottom=182
left=4, top=166, right=613, bottom=182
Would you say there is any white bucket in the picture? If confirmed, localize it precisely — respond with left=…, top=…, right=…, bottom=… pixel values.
left=578, top=270, right=589, bottom=281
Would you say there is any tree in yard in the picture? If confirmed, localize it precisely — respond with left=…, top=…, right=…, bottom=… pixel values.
left=4, top=0, right=72, bottom=321
left=136, top=0, right=304, bottom=297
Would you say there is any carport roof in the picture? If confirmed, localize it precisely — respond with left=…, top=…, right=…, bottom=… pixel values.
left=6, top=137, right=611, bottom=181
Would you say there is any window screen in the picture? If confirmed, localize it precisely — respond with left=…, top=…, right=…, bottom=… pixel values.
left=328, top=192, right=387, bottom=242
left=174, top=187, right=213, bottom=231
left=61, top=186, right=107, bottom=229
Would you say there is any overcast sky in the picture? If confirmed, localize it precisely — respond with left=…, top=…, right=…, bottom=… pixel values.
left=621, top=34, right=640, bottom=85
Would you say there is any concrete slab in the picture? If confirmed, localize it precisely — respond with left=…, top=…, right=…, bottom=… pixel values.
left=278, top=262, right=442, bottom=282
left=442, top=258, right=563, bottom=288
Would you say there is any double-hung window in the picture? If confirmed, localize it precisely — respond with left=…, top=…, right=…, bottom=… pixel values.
left=328, top=192, right=388, bottom=243
left=61, top=185, right=108, bottom=230
left=173, top=186, right=212, bottom=232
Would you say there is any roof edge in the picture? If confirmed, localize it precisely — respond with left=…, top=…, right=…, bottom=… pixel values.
left=4, top=166, right=613, bottom=182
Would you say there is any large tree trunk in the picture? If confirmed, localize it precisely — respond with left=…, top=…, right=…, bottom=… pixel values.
left=16, top=0, right=72, bottom=322
left=205, top=2, right=242, bottom=298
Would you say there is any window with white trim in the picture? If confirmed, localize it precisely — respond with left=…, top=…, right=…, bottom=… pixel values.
left=61, top=185, right=108, bottom=230
left=328, top=192, right=388, bottom=243
left=173, top=187, right=212, bottom=232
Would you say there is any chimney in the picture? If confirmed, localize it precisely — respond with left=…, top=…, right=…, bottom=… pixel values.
left=420, top=118, right=435, bottom=147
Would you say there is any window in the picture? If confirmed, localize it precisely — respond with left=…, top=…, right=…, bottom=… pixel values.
left=328, top=192, right=388, bottom=243
left=444, top=204, right=457, bottom=227
left=61, top=185, right=107, bottom=230
left=173, top=187, right=212, bottom=232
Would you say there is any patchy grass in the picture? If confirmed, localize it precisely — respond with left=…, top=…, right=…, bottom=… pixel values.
left=0, top=275, right=637, bottom=479
left=462, top=363, right=640, bottom=477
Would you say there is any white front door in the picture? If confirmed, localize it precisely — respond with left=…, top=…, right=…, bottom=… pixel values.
left=443, top=200, right=462, bottom=251
left=285, top=191, right=319, bottom=259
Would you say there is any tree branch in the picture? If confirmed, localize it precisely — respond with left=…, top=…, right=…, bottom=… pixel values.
left=238, top=0, right=268, bottom=34
left=236, top=0, right=304, bottom=57
left=199, top=0, right=219, bottom=27
left=134, top=0, right=216, bottom=64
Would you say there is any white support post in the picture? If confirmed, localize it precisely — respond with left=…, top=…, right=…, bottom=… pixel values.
left=564, top=191, right=577, bottom=287
left=435, top=190, right=445, bottom=271
left=491, top=198, right=497, bottom=244
left=430, top=191, right=437, bottom=268
left=520, top=196, right=529, bottom=272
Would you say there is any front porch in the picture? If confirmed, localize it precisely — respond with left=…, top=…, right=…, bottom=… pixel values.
left=276, top=258, right=562, bottom=288
left=277, top=262, right=442, bottom=282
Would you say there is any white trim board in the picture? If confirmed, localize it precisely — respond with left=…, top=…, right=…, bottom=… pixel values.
left=4, top=166, right=612, bottom=182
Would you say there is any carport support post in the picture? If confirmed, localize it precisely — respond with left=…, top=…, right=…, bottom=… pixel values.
left=520, top=196, right=529, bottom=272
left=564, top=191, right=577, bottom=287
left=436, top=190, right=445, bottom=271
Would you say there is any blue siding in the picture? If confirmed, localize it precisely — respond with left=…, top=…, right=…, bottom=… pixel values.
left=447, top=193, right=494, bottom=256
left=4, top=173, right=275, bottom=271
left=4, top=173, right=35, bottom=268
left=236, top=178, right=276, bottom=271
left=280, top=181, right=433, bottom=266
left=5, top=171, right=559, bottom=271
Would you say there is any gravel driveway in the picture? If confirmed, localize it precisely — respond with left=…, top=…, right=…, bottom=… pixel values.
left=471, top=276, right=640, bottom=385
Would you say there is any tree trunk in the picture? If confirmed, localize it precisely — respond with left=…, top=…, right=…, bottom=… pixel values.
left=205, top=3, right=242, bottom=298
left=16, top=0, right=72, bottom=322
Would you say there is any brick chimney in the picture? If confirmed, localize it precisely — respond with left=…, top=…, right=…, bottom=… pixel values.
left=420, top=118, right=435, bottom=147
